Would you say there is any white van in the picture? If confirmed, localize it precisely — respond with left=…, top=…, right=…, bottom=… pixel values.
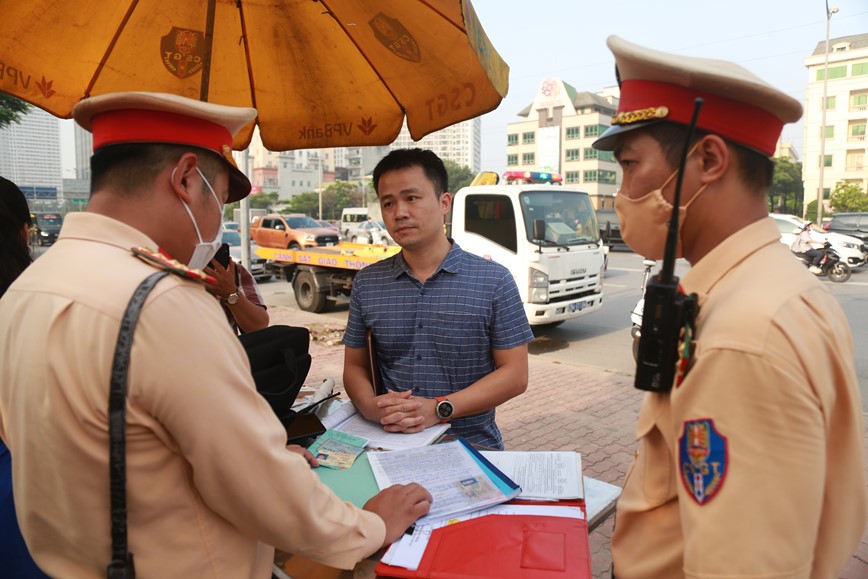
left=340, top=207, right=369, bottom=239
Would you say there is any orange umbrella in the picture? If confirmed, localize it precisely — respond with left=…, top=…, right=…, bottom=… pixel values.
left=0, top=0, right=508, bottom=151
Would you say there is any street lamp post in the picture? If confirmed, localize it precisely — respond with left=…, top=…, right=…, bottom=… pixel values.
left=816, top=2, right=838, bottom=224
left=315, top=152, right=323, bottom=220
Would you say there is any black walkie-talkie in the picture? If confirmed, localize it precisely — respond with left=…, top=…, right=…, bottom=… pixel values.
left=634, top=98, right=703, bottom=393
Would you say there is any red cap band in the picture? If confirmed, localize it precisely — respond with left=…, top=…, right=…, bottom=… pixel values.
left=90, top=109, right=232, bottom=153
left=617, top=80, right=784, bottom=156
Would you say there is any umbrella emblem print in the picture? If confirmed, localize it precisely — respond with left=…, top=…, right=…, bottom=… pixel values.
left=369, top=13, right=421, bottom=63
left=160, top=27, right=206, bottom=80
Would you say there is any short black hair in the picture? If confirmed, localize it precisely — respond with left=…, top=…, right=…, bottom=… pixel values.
left=90, top=143, right=224, bottom=196
left=644, top=122, right=774, bottom=196
left=0, top=176, right=32, bottom=298
left=372, top=148, right=448, bottom=197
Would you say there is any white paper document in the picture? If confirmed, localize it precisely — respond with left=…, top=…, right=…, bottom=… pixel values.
left=480, top=450, right=583, bottom=500
left=381, top=504, right=585, bottom=571
left=367, top=441, right=520, bottom=523
left=320, top=400, right=449, bottom=451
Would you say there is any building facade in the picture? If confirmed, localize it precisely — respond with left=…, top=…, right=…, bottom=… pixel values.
left=0, top=108, right=62, bottom=204
left=506, top=78, right=620, bottom=209
left=803, top=33, right=868, bottom=212
left=390, top=117, right=481, bottom=173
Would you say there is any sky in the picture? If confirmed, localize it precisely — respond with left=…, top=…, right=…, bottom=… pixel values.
left=471, top=0, right=868, bottom=175
left=61, top=1, right=868, bottom=178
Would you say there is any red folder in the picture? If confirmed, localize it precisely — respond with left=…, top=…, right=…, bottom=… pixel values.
left=375, top=514, right=591, bottom=579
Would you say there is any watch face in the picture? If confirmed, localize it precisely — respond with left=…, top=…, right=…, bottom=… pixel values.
left=227, top=292, right=240, bottom=305
left=436, top=400, right=454, bottom=420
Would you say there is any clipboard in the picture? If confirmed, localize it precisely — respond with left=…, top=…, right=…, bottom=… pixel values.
left=375, top=513, right=591, bottom=578
left=366, top=330, right=385, bottom=396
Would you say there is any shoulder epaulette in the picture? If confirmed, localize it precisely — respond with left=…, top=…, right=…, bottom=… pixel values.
left=130, top=246, right=216, bottom=286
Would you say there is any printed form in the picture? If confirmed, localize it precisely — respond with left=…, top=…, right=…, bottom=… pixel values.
left=480, top=450, right=583, bottom=500
left=367, top=442, right=519, bottom=522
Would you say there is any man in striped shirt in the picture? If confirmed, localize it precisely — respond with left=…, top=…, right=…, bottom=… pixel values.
left=342, top=149, right=533, bottom=449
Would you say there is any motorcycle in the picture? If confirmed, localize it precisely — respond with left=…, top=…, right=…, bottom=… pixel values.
left=630, top=258, right=657, bottom=362
left=794, top=242, right=851, bottom=283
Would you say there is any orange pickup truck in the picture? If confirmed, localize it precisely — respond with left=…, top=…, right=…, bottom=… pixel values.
left=250, top=213, right=340, bottom=250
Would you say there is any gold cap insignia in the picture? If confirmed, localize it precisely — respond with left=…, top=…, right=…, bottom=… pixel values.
left=611, top=106, right=669, bottom=126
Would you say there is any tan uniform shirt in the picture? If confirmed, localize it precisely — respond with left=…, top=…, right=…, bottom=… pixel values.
left=613, top=218, right=866, bottom=578
left=0, top=213, right=385, bottom=578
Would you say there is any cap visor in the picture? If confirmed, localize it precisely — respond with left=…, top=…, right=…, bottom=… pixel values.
left=228, top=166, right=252, bottom=203
left=593, top=120, right=663, bottom=151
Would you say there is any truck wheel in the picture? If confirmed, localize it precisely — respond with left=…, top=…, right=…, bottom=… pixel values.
left=293, top=270, right=327, bottom=313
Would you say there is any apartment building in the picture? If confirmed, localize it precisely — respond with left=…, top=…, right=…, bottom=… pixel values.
left=0, top=107, right=62, bottom=202
left=803, top=33, right=868, bottom=211
left=390, top=117, right=481, bottom=173
left=506, top=77, right=620, bottom=209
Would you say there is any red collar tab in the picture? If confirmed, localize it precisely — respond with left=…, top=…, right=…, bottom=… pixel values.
left=616, top=79, right=783, bottom=156
left=131, top=246, right=216, bottom=286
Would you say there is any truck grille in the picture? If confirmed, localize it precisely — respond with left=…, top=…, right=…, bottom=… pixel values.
left=316, top=234, right=340, bottom=246
left=548, top=273, right=601, bottom=303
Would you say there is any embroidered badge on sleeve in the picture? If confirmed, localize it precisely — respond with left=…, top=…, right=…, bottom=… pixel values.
left=679, top=419, right=728, bottom=505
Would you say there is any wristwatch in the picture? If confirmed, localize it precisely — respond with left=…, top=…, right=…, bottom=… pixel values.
left=225, top=289, right=241, bottom=305
left=435, top=396, right=454, bottom=423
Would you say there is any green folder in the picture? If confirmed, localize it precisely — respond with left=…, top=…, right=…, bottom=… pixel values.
left=315, top=450, right=380, bottom=508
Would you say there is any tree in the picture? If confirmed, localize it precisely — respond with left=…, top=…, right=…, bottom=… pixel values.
left=249, top=191, right=279, bottom=211
left=0, top=94, right=29, bottom=130
left=804, top=199, right=819, bottom=224
left=443, top=159, right=474, bottom=192
left=830, top=182, right=868, bottom=213
left=768, top=158, right=803, bottom=215
left=282, top=192, right=319, bottom=216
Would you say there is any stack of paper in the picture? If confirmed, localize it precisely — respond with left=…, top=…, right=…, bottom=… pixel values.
left=479, top=450, right=584, bottom=501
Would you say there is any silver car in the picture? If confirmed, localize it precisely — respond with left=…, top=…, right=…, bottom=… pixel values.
left=222, top=229, right=271, bottom=281
left=345, top=220, right=395, bottom=245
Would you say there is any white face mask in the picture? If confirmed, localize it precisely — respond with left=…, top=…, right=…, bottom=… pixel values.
left=177, top=167, right=224, bottom=270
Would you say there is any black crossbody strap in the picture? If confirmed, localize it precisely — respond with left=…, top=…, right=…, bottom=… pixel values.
left=107, top=271, right=168, bottom=579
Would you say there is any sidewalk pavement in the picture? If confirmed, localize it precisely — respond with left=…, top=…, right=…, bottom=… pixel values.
left=268, top=306, right=868, bottom=579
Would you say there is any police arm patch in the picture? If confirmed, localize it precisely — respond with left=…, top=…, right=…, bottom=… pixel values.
left=679, top=418, right=728, bottom=505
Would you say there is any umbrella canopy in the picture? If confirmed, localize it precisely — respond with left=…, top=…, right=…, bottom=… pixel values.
left=0, top=0, right=508, bottom=151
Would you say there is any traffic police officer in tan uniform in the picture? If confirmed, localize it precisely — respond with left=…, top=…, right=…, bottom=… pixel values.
left=0, top=92, right=432, bottom=578
left=593, top=37, right=866, bottom=578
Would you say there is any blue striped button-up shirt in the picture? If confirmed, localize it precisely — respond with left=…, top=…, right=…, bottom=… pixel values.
left=343, top=242, right=533, bottom=449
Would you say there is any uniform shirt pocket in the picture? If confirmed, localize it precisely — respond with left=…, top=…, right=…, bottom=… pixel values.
left=634, top=402, right=677, bottom=506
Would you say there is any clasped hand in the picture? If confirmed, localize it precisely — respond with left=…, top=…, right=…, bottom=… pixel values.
left=376, top=390, right=437, bottom=433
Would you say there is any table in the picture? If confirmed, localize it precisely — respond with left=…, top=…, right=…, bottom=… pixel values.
left=272, top=473, right=621, bottom=579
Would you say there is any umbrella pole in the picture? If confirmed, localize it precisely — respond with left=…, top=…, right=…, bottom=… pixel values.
left=199, top=0, right=218, bottom=101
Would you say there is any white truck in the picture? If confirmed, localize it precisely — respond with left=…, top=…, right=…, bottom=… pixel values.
left=447, top=171, right=605, bottom=325
left=259, top=171, right=605, bottom=324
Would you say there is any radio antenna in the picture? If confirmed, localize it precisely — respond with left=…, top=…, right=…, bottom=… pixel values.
left=660, top=98, right=704, bottom=281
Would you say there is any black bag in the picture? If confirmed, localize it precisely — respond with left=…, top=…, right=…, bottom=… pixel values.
left=237, top=325, right=311, bottom=434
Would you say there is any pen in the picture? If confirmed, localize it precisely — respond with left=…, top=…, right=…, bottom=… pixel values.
left=298, top=392, right=340, bottom=415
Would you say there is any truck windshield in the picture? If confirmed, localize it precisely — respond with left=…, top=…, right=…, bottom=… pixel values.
left=518, top=190, right=600, bottom=245
left=37, top=214, right=63, bottom=227
left=286, top=216, right=322, bottom=229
